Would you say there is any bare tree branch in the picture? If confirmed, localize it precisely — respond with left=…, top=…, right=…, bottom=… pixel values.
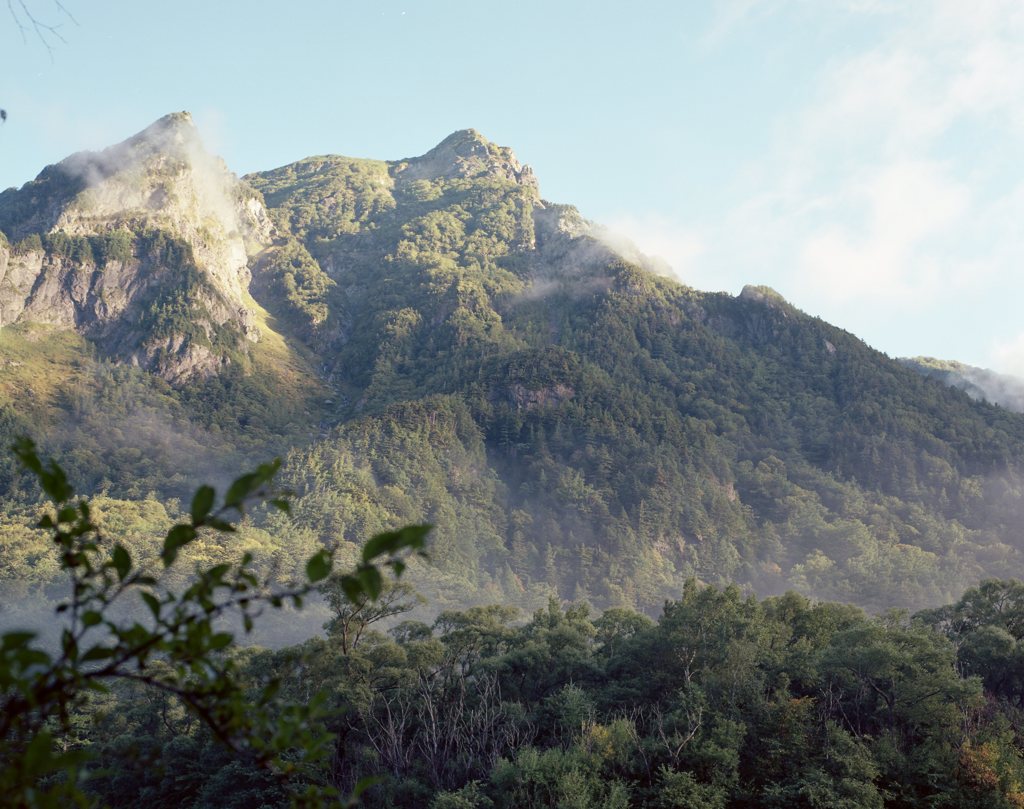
left=7, top=0, right=78, bottom=59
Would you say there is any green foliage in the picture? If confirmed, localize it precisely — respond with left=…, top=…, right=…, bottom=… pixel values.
left=0, top=439, right=430, bottom=808
left=252, top=239, right=335, bottom=338
left=652, top=767, right=727, bottom=809
left=89, top=228, right=135, bottom=265
left=245, top=156, right=396, bottom=242
left=12, top=232, right=42, bottom=254
left=9, top=483, right=1024, bottom=809
left=34, top=230, right=137, bottom=268
left=58, top=580, right=1024, bottom=807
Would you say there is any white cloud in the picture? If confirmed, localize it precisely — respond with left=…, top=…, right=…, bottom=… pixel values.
left=703, top=0, right=1024, bottom=318
left=991, top=333, right=1024, bottom=378
left=669, top=0, right=1024, bottom=365
left=703, top=0, right=897, bottom=47
left=797, top=161, right=970, bottom=303
left=800, top=0, right=1024, bottom=154
left=600, top=215, right=706, bottom=285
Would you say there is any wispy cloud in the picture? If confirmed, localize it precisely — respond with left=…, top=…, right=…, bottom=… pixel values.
left=992, top=333, right=1024, bottom=379
left=703, top=0, right=899, bottom=48
left=689, top=0, right=1024, bottom=362
left=599, top=215, right=706, bottom=285
left=797, top=161, right=970, bottom=304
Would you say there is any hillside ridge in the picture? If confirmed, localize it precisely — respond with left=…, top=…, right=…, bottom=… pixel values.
left=1, top=113, right=1024, bottom=614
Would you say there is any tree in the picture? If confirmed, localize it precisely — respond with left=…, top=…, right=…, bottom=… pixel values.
left=0, top=437, right=429, bottom=807
left=323, top=579, right=421, bottom=655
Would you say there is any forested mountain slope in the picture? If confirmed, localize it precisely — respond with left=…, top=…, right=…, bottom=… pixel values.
left=2, top=114, right=1024, bottom=613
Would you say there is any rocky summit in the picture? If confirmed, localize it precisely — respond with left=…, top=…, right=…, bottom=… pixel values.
left=0, top=112, right=270, bottom=381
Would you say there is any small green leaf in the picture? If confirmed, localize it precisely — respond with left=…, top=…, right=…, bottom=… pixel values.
left=12, top=437, right=43, bottom=475
left=2, top=631, right=36, bottom=650
left=305, top=549, right=332, bottom=583
left=224, top=460, right=280, bottom=510
left=224, top=473, right=257, bottom=509
left=111, top=544, right=131, bottom=581
left=206, top=516, right=236, bottom=532
left=190, top=485, right=215, bottom=524
left=82, top=610, right=102, bottom=628
left=162, top=524, right=197, bottom=567
left=358, top=566, right=383, bottom=600
left=361, top=524, right=431, bottom=563
left=339, top=575, right=364, bottom=604
left=140, top=591, right=162, bottom=619
left=39, top=461, right=73, bottom=504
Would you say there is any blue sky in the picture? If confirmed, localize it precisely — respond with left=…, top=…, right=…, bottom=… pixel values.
left=2, top=1, right=1022, bottom=374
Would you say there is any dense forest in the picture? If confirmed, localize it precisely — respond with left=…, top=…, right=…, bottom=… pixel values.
left=6, top=445, right=1024, bottom=807
left=50, top=575, right=1024, bottom=808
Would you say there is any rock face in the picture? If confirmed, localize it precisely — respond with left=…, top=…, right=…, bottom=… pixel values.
left=0, top=112, right=272, bottom=382
left=738, top=285, right=790, bottom=309
left=506, top=381, right=575, bottom=411
left=396, top=128, right=540, bottom=193
left=0, top=117, right=629, bottom=385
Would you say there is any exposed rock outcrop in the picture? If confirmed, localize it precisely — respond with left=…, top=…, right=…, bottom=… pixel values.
left=0, top=112, right=273, bottom=382
left=396, top=128, right=540, bottom=195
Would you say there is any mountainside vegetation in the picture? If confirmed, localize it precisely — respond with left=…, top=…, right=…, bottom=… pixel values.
left=2, top=115, right=1024, bottom=620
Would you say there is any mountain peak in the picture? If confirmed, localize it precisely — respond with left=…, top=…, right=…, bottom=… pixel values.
left=398, top=128, right=539, bottom=192
left=96, top=110, right=204, bottom=171
left=0, top=112, right=272, bottom=382
left=127, top=110, right=198, bottom=148
left=0, top=112, right=217, bottom=240
left=151, top=110, right=195, bottom=128
left=434, top=127, right=489, bottom=150
left=739, top=284, right=790, bottom=308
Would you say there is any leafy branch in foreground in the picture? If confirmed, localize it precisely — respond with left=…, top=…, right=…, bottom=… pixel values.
left=0, top=437, right=429, bottom=807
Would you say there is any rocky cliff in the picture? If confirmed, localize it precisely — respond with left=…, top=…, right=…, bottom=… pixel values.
left=0, top=112, right=272, bottom=382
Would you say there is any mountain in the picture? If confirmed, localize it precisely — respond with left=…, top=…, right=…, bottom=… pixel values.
left=2, top=114, right=1024, bottom=615
left=900, top=356, right=1024, bottom=414
left=0, top=112, right=279, bottom=382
